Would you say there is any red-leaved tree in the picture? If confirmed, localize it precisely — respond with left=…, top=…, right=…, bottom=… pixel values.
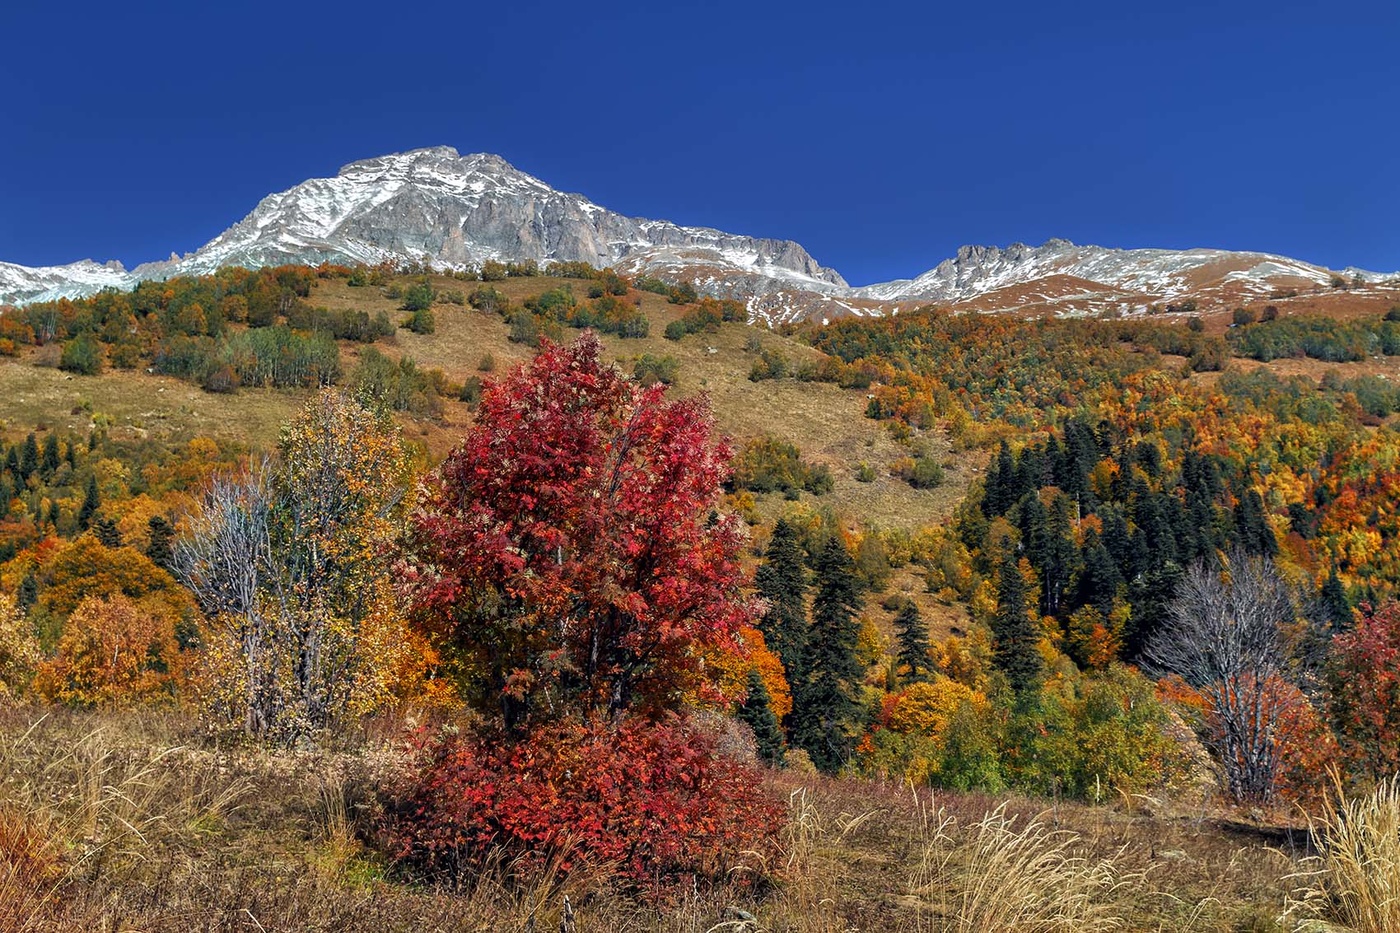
left=1328, top=602, right=1400, bottom=784
left=401, top=333, right=754, bottom=729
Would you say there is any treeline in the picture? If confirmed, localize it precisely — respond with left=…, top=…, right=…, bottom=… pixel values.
left=1230, top=311, right=1400, bottom=363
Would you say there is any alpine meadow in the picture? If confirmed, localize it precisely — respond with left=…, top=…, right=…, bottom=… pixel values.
left=3, top=32, right=1400, bottom=926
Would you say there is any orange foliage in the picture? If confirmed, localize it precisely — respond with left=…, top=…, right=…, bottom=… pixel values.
left=34, top=594, right=183, bottom=707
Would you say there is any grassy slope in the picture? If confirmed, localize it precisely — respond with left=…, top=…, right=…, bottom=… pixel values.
left=0, top=705, right=1307, bottom=932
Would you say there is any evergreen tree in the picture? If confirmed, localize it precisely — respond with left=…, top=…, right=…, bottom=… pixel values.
left=982, top=441, right=1015, bottom=516
left=17, top=574, right=37, bottom=613
left=1074, top=530, right=1122, bottom=617
left=1041, top=493, right=1077, bottom=616
left=1319, top=566, right=1352, bottom=633
left=146, top=515, right=175, bottom=571
left=1234, top=488, right=1278, bottom=557
left=754, top=518, right=809, bottom=687
left=738, top=668, right=785, bottom=765
left=4, top=446, right=19, bottom=478
left=893, top=599, right=931, bottom=683
left=991, top=557, right=1043, bottom=695
left=19, top=434, right=38, bottom=482
left=793, top=536, right=865, bottom=772
left=40, top=433, right=60, bottom=476
left=78, top=474, right=100, bottom=530
left=93, top=514, right=123, bottom=548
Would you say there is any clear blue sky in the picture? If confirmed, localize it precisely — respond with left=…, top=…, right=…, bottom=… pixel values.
left=3, top=0, right=1396, bottom=286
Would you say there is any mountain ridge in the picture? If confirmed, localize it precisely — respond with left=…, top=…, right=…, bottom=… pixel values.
left=2, top=147, right=1395, bottom=323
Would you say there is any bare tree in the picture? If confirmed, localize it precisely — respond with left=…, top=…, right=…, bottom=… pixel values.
left=174, top=459, right=281, bottom=737
left=1145, top=551, right=1297, bottom=803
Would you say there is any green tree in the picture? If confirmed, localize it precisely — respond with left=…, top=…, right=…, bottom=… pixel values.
left=40, top=434, right=60, bottom=476
left=20, top=434, right=38, bottom=482
left=93, top=515, right=123, bottom=548
left=793, top=537, right=865, bottom=772
left=738, top=668, right=785, bottom=765
left=992, top=557, right=1043, bottom=695
left=59, top=334, right=104, bottom=375
left=77, top=474, right=100, bottom=530
left=754, top=518, right=809, bottom=687
left=146, top=516, right=175, bottom=571
left=893, top=599, right=931, bottom=684
left=401, top=280, right=436, bottom=312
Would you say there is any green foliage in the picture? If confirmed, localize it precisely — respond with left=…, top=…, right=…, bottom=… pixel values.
left=632, top=353, right=679, bottom=386
left=350, top=348, right=444, bottom=417
left=754, top=518, right=809, bottom=689
left=59, top=334, right=104, bottom=375
left=730, top=435, right=832, bottom=497
left=893, top=600, right=931, bottom=683
left=404, top=307, right=437, bottom=334
left=992, top=558, right=1042, bottom=695
left=1229, top=314, right=1397, bottom=363
left=793, top=537, right=866, bottom=772
left=739, top=668, right=786, bottom=764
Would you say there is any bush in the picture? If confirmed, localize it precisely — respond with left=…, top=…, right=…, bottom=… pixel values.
left=1232, top=307, right=1257, bottom=326
left=404, top=308, right=436, bottom=334
left=382, top=716, right=784, bottom=897
left=633, top=353, right=679, bottom=386
left=59, top=334, right=103, bottom=375
left=729, top=435, right=831, bottom=496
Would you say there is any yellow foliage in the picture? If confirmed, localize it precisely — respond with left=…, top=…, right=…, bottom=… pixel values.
left=702, top=626, right=792, bottom=720
left=886, top=677, right=986, bottom=740
left=33, top=594, right=182, bottom=707
left=0, top=593, right=40, bottom=699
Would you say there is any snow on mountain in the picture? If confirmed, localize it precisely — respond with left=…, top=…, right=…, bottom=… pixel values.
left=0, top=147, right=846, bottom=307
left=1, top=148, right=1395, bottom=325
left=0, top=259, right=138, bottom=307
left=855, top=239, right=1349, bottom=305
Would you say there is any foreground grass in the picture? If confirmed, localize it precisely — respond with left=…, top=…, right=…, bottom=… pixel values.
left=0, top=705, right=1345, bottom=932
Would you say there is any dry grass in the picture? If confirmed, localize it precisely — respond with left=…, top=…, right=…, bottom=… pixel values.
left=1288, top=774, right=1400, bottom=933
left=0, top=704, right=1320, bottom=931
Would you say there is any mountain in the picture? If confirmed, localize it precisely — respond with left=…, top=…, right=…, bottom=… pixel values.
left=853, top=239, right=1398, bottom=315
left=1, top=147, right=1395, bottom=322
left=0, top=147, right=846, bottom=308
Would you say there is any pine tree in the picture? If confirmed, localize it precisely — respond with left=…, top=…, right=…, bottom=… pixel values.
left=1042, top=493, right=1076, bottom=616
left=754, top=518, right=809, bottom=687
left=19, top=434, right=38, bottom=482
left=78, top=474, right=100, bottom=530
left=738, top=668, right=785, bottom=765
left=893, top=599, right=931, bottom=684
left=793, top=536, right=865, bottom=772
left=17, top=574, right=37, bottom=613
left=1234, top=488, right=1278, bottom=557
left=4, top=446, right=19, bottom=478
left=40, top=433, right=60, bottom=476
left=93, top=514, right=123, bottom=548
left=1319, top=566, right=1352, bottom=633
left=1074, top=530, right=1122, bottom=617
left=991, top=557, right=1043, bottom=695
left=146, top=515, right=175, bottom=571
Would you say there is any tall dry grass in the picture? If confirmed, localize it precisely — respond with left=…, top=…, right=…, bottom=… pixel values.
left=1289, top=774, right=1400, bottom=933
left=906, top=800, right=1134, bottom=932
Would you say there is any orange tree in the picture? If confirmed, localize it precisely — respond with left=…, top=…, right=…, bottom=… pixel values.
left=401, top=332, right=754, bottom=729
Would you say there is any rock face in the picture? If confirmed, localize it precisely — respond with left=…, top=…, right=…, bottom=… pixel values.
left=2, top=147, right=1395, bottom=324
left=0, top=147, right=846, bottom=306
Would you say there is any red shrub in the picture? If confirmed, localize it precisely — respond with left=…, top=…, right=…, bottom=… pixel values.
left=382, top=715, right=785, bottom=897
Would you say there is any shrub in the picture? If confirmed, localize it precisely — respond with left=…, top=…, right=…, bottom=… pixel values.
left=59, top=334, right=104, bottom=375
left=1232, top=307, right=1257, bottom=326
left=730, top=435, right=832, bottom=496
left=382, top=716, right=785, bottom=897
left=404, top=307, right=436, bottom=334
left=633, top=353, right=679, bottom=386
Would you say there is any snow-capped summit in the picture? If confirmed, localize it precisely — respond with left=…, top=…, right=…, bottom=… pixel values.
left=0, top=147, right=847, bottom=307
left=1, top=149, right=1395, bottom=324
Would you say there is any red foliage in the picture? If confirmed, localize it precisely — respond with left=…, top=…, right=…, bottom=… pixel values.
left=1328, top=602, right=1400, bottom=784
left=383, top=715, right=785, bottom=896
left=402, top=333, right=754, bottom=727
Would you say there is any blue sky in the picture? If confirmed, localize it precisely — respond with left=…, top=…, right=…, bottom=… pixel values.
left=3, top=0, right=1396, bottom=286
